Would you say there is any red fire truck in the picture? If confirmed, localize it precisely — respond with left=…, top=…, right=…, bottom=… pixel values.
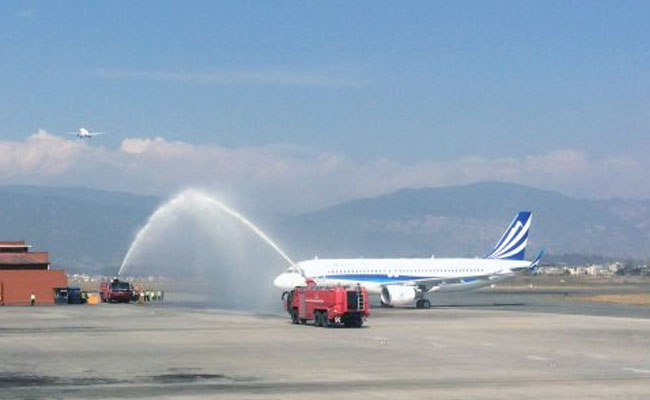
left=99, top=278, right=133, bottom=303
left=283, top=284, right=370, bottom=328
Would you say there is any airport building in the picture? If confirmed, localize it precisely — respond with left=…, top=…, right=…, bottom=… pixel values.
left=0, top=241, right=67, bottom=305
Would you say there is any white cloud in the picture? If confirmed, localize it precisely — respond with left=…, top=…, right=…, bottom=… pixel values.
left=0, top=130, right=85, bottom=177
left=0, top=131, right=647, bottom=213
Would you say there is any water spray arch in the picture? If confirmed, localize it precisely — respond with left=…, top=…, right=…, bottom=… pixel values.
left=118, top=189, right=294, bottom=277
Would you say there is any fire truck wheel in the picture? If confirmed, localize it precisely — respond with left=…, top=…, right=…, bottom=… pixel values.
left=314, top=311, right=322, bottom=327
left=291, top=309, right=299, bottom=324
left=322, top=315, right=329, bottom=328
left=317, top=311, right=327, bottom=327
left=344, top=317, right=361, bottom=328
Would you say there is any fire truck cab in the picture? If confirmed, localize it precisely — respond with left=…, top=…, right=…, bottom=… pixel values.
left=99, top=278, right=133, bottom=303
left=283, top=284, right=370, bottom=328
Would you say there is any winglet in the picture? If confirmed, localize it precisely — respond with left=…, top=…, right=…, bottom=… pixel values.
left=528, top=249, right=545, bottom=271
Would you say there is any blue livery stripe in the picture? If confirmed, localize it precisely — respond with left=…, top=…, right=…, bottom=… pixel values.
left=323, top=274, right=429, bottom=283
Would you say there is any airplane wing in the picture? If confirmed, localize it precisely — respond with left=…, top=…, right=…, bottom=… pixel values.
left=89, top=132, right=107, bottom=136
left=397, top=273, right=497, bottom=292
left=391, top=250, right=545, bottom=292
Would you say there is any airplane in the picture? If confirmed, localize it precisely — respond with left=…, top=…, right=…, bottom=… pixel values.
left=66, top=128, right=107, bottom=139
left=273, top=211, right=543, bottom=308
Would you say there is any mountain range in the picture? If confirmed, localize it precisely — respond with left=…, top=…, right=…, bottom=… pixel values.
left=0, top=185, right=158, bottom=274
left=283, top=182, right=650, bottom=262
left=0, top=182, right=648, bottom=274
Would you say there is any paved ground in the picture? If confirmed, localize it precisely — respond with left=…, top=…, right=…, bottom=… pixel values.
left=1, top=290, right=650, bottom=399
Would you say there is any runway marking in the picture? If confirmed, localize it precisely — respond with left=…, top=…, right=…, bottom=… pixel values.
left=623, top=367, right=650, bottom=375
left=373, top=336, right=389, bottom=345
left=527, top=355, right=552, bottom=361
left=425, top=335, right=448, bottom=349
left=585, top=353, right=608, bottom=360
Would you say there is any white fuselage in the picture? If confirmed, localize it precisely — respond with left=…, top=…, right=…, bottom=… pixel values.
left=273, top=211, right=537, bottom=307
left=273, top=257, right=530, bottom=294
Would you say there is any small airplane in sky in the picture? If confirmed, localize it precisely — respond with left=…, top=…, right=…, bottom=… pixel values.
left=67, top=128, right=107, bottom=139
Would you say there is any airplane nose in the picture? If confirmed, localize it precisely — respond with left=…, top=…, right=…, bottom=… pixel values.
left=273, top=273, right=306, bottom=290
left=273, top=274, right=287, bottom=289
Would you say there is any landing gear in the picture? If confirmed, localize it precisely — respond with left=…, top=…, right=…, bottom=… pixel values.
left=415, top=299, right=431, bottom=309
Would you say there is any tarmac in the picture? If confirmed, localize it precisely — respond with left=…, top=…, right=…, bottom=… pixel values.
left=1, top=289, right=650, bottom=399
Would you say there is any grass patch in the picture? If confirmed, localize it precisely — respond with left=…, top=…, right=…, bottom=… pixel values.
left=571, top=293, right=650, bottom=306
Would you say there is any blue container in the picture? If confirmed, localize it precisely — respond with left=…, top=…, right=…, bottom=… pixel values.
left=68, top=287, right=83, bottom=304
left=54, top=287, right=69, bottom=305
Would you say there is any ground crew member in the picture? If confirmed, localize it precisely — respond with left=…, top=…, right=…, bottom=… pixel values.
left=30, top=292, right=36, bottom=306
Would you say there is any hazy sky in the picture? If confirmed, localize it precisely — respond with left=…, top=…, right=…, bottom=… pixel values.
left=1, top=1, right=649, bottom=213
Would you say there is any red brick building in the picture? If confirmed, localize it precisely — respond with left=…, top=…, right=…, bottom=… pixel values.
left=0, top=241, right=68, bottom=305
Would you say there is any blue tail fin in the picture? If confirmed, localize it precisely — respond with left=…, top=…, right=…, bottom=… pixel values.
left=486, top=211, right=532, bottom=260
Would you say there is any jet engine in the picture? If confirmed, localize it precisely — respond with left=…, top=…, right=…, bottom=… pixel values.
left=380, top=285, right=417, bottom=307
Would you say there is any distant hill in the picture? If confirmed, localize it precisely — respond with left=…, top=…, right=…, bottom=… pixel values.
left=281, top=182, right=650, bottom=261
left=1, top=183, right=648, bottom=274
left=0, top=185, right=159, bottom=273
